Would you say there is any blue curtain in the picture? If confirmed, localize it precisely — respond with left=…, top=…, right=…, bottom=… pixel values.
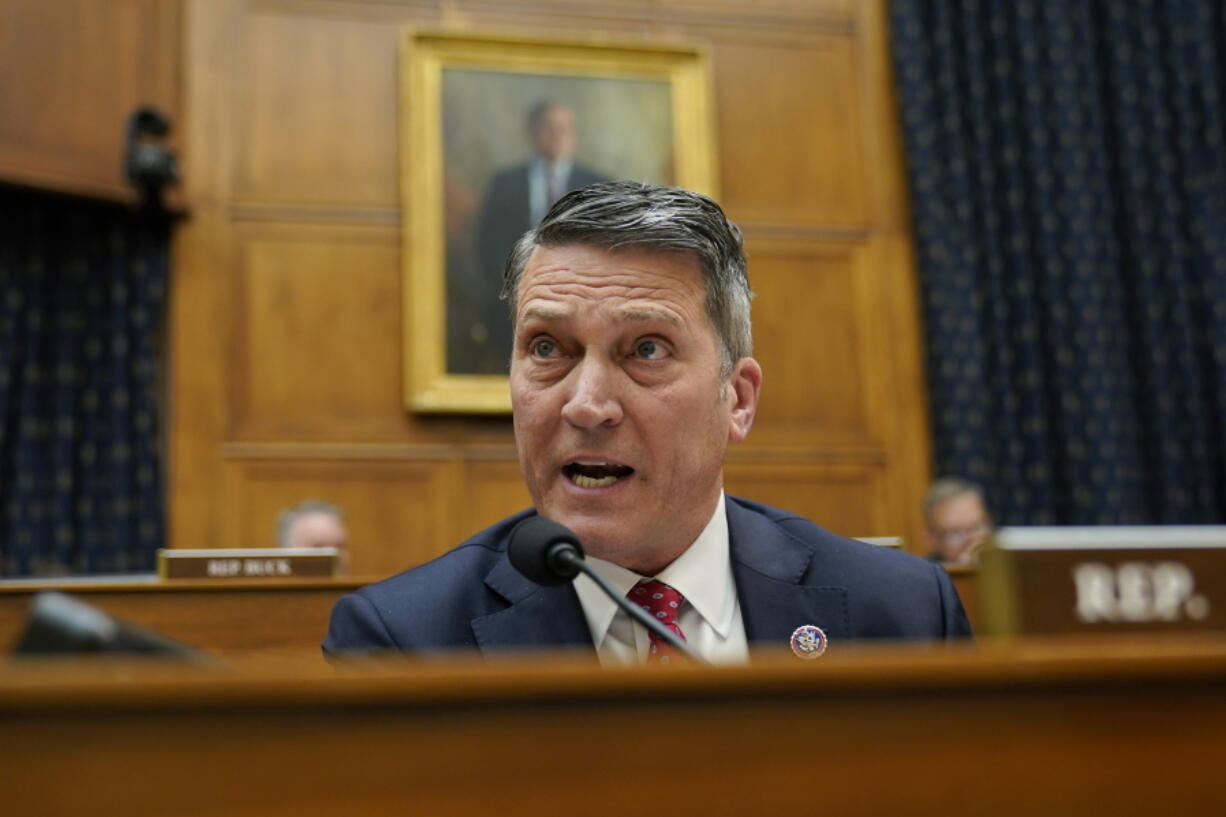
left=890, top=1, right=1226, bottom=524
left=0, top=185, right=168, bottom=575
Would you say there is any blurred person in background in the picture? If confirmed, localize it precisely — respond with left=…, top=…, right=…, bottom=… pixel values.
left=278, top=500, right=350, bottom=575
left=923, top=477, right=993, bottom=565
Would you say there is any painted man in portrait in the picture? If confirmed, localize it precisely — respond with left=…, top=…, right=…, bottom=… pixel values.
left=466, top=101, right=609, bottom=372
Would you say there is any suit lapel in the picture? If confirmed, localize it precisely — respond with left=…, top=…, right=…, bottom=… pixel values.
left=728, top=500, right=851, bottom=644
left=471, top=552, right=593, bottom=654
left=470, top=500, right=851, bottom=655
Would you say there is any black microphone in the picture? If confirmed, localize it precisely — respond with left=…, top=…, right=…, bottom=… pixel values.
left=508, top=516, right=706, bottom=664
left=507, top=516, right=585, bottom=586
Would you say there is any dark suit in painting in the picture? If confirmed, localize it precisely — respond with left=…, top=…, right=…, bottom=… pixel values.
left=449, top=162, right=608, bottom=375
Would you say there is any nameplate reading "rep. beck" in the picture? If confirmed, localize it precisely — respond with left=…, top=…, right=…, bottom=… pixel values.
left=978, top=526, right=1226, bottom=637
left=156, top=548, right=338, bottom=580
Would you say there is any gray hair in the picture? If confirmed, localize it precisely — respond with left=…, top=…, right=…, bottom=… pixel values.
left=923, top=477, right=988, bottom=520
left=500, top=181, right=753, bottom=377
left=276, top=500, right=344, bottom=547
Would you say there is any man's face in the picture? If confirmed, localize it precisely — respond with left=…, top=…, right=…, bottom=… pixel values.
left=510, top=244, right=761, bottom=575
left=925, top=493, right=991, bottom=564
left=531, top=105, right=577, bottom=163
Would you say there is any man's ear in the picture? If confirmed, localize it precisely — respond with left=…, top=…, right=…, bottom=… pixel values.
left=726, top=357, right=762, bottom=444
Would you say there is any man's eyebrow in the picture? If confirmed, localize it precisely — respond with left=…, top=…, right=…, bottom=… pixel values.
left=518, top=305, right=682, bottom=327
left=519, top=305, right=570, bottom=324
left=615, top=307, right=682, bottom=327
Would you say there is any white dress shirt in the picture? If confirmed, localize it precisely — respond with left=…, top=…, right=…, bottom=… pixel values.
left=573, top=493, right=750, bottom=666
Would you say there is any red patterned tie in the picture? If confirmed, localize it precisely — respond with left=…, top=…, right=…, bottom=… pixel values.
left=629, top=580, right=687, bottom=664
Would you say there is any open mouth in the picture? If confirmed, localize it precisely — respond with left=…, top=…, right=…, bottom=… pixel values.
left=563, top=461, right=634, bottom=489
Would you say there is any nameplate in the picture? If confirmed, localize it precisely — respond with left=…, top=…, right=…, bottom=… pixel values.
left=978, top=527, right=1226, bottom=636
left=156, top=548, right=338, bottom=580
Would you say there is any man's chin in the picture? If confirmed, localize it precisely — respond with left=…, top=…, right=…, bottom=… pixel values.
left=538, top=510, right=637, bottom=564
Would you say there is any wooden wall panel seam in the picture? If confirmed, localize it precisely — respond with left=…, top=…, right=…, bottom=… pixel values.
left=218, top=441, right=890, bottom=465
left=230, top=202, right=401, bottom=224
left=222, top=442, right=497, bottom=460
left=247, top=0, right=855, bottom=34
left=225, top=207, right=877, bottom=240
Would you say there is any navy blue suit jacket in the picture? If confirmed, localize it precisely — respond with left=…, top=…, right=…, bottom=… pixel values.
left=323, top=497, right=972, bottom=656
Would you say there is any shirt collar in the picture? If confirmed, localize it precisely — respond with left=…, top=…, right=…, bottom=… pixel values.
left=574, top=493, right=734, bottom=648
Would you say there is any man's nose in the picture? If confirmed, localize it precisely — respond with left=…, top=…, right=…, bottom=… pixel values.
left=560, top=357, right=624, bottom=429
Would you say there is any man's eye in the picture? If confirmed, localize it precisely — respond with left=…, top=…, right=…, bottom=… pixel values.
left=634, top=339, right=666, bottom=360
left=532, top=338, right=558, bottom=357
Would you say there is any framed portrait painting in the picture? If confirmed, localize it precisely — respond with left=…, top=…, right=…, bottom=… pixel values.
left=400, top=30, right=717, bottom=413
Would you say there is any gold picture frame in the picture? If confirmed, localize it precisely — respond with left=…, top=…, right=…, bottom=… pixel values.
left=400, top=29, right=717, bottom=414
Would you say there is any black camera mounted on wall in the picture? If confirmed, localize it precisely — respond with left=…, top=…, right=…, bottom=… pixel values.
left=124, top=106, right=179, bottom=207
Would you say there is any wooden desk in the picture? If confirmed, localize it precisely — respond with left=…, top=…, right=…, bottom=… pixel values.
left=3, top=636, right=1225, bottom=815
left=0, top=566, right=983, bottom=659
left=947, top=563, right=978, bottom=629
left=0, top=577, right=371, bottom=658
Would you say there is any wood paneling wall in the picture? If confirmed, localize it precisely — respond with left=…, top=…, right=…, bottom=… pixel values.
left=0, top=0, right=182, bottom=202
left=171, top=0, right=932, bottom=576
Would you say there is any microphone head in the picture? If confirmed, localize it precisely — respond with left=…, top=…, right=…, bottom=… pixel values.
left=508, top=516, right=585, bottom=586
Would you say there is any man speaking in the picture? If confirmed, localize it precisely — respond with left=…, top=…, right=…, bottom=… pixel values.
left=325, top=182, right=971, bottom=663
